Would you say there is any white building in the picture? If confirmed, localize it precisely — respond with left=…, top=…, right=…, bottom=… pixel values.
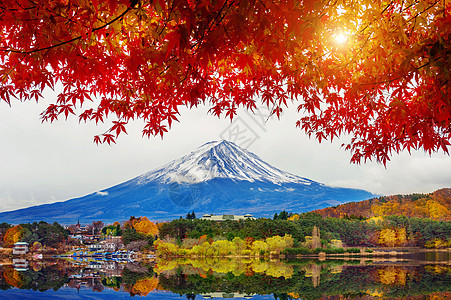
left=200, top=214, right=255, bottom=221
left=88, top=244, right=103, bottom=251
left=12, top=242, right=29, bottom=255
left=201, top=292, right=254, bottom=298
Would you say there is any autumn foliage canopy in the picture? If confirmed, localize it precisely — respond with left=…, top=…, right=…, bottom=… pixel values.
left=3, top=225, right=24, bottom=245
left=133, top=216, right=159, bottom=236
left=0, top=0, right=450, bottom=163
left=313, top=188, right=451, bottom=221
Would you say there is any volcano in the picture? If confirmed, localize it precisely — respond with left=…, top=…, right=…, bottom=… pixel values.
left=0, top=140, right=374, bottom=223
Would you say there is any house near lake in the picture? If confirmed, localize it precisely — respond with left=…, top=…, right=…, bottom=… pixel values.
left=12, top=242, right=29, bottom=255
left=201, top=292, right=254, bottom=299
left=200, top=214, right=255, bottom=221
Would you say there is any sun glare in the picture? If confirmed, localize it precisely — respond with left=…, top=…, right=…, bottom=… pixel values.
left=334, top=32, right=348, bottom=45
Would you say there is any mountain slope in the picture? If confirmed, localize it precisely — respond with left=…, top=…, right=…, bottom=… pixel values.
left=0, top=141, right=375, bottom=224
left=312, top=188, right=451, bottom=221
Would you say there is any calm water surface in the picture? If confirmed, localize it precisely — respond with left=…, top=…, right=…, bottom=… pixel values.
left=0, top=253, right=449, bottom=299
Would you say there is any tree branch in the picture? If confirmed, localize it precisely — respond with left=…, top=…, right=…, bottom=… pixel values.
left=0, top=6, right=132, bottom=55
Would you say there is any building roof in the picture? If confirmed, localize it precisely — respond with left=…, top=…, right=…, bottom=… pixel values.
left=200, top=214, right=255, bottom=221
left=14, top=242, right=29, bottom=246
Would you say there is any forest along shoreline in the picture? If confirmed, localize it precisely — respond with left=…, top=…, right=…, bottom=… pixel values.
left=153, top=244, right=450, bottom=263
left=1, top=190, right=450, bottom=264
left=152, top=211, right=450, bottom=260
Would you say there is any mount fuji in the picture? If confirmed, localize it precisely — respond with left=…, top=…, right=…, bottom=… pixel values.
left=0, top=140, right=374, bottom=224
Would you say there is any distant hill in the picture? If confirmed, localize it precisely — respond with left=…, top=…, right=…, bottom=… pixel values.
left=312, top=188, right=451, bottom=221
left=0, top=140, right=374, bottom=224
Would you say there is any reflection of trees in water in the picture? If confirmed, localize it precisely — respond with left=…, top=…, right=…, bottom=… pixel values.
left=130, top=277, right=159, bottom=296
left=155, top=257, right=294, bottom=279
left=2, top=268, right=24, bottom=288
left=155, top=260, right=451, bottom=299
left=0, top=260, right=449, bottom=298
left=121, top=262, right=158, bottom=296
left=1, top=264, right=69, bottom=291
left=92, top=281, right=105, bottom=292
left=102, top=276, right=122, bottom=289
left=378, top=266, right=407, bottom=285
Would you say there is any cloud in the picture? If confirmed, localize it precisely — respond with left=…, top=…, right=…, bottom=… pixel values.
left=0, top=190, right=56, bottom=212
left=328, top=152, right=451, bottom=195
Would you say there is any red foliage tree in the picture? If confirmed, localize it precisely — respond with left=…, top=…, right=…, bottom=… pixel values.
left=0, top=0, right=449, bottom=163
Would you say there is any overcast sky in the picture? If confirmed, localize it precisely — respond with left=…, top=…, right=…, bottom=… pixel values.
left=1, top=90, right=450, bottom=213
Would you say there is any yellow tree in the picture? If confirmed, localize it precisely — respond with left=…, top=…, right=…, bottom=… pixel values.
left=396, top=228, right=407, bottom=245
left=266, top=235, right=294, bottom=253
left=378, top=228, right=397, bottom=247
left=425, top=200, right=449, bottom=220
left=3, top=225, right=24, bottom=246
left=288, top=214, right=300, bottom=221
left=378, top=228, right=407, bottom=247
left=154, top=239, right=178, bottom=255
left=251, top=240, right=269, bottom=254
left=232, top=237, right=245, bottom=253
left=133, top=217, right=159, bottom=236
left=211, top=240, right=237, bottom=256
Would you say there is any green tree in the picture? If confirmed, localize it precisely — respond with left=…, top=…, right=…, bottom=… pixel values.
left=122, top=227, right=153, bottom=245
left=102, top=225, right=122, bottom=236
left=186, top=211, right=196, bottom=220
left=20, top=221, right=68, bottom=247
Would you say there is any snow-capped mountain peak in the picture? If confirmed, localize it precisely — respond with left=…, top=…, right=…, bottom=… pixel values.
left=0, top=140, right=374, bottom=223
left=136, top=140, right=314, bottom=185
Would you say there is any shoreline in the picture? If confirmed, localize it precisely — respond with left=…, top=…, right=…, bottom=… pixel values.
left=154, top=247, right=451, bottom=262
left=2, top=247, right=450, bottom=263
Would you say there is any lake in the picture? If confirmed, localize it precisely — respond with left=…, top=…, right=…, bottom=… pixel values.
left=0, top=253, right=449, bottom=299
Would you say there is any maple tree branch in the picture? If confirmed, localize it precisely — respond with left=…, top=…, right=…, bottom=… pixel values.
left=0, top=4, right=36, bottom=12
left=405, top=0, right=441, bottom=24
left=347, top=0, right=442, bottom=77
left=256, top=0, right=267, bottom=10
left=38, top=2, right=86, bottom=28
left=357, top=2, right=393, bottom=36
left=335, top=33, right=372, bottom=72
left=357, top=76, right=405, bottom=87
left=0, top=7, right=132, bottom=55
left=191, top=0, right=233, bottom=51
left=0, top=53, right=27, bottom=84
